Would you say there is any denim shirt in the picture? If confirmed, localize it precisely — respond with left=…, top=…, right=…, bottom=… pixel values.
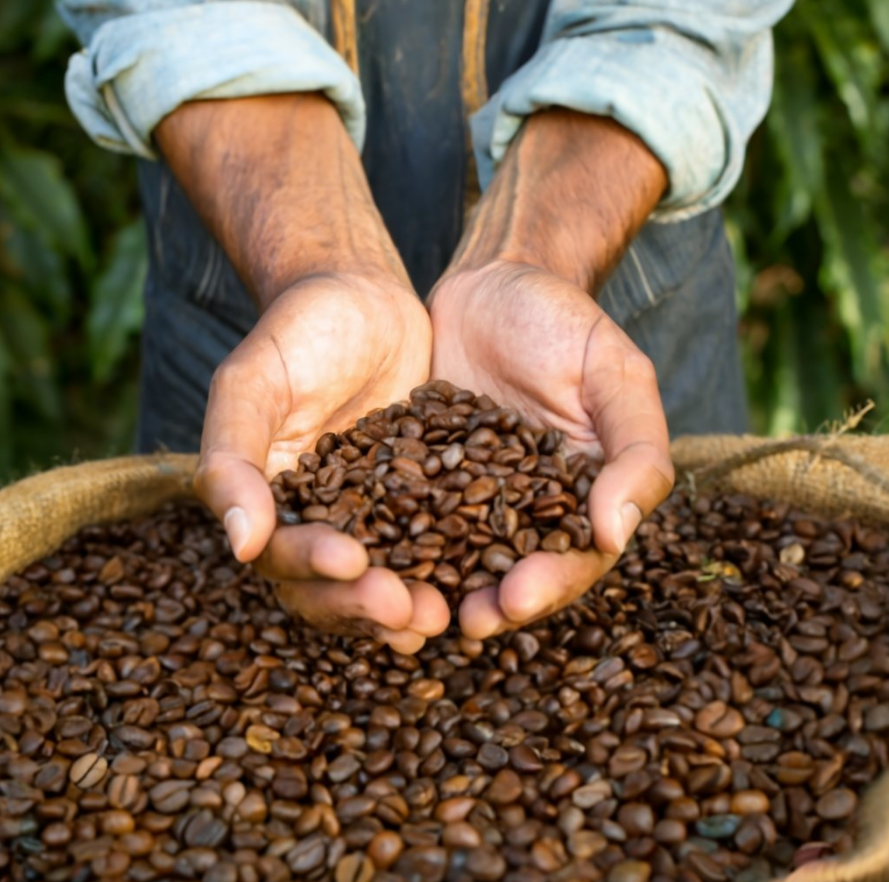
left=58, top=0, right=793, bottom=221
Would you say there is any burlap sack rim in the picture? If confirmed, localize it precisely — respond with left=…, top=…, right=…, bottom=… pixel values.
left=2, top=434, right=889, bottom=582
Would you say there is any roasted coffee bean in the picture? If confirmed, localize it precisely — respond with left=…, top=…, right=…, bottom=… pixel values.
left=69, top=753, right=108, bottom=789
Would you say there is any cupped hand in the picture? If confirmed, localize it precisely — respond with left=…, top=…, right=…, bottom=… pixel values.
left=429, top=260, right=675, bottom=639
left=195, top=272, right=449, bottom=653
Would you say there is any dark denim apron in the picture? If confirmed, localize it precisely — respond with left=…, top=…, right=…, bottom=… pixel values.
left=135, top=0, right=747, bottom=453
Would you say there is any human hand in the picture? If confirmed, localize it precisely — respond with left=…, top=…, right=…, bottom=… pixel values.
left=429, top=260, right=674, bottom=638
left=195, top=272, right=450, bottom=653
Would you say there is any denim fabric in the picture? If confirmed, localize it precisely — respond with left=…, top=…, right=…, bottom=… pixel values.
left=59, top=0, right=792, bottom=218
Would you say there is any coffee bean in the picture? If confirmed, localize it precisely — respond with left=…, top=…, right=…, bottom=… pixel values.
left=70, top=753, right=108, bottom=789
left=367, top=830, right=404, bottom=869
left=393, top=846, right=448, bottom=882
left=618, top=803, right=655, bottom=837
left=149, top=780, right=192, bottom=813
left=608, top=859, right=652, bottom=882
left=730, top=790, right=770, bottom=815
left=486, top=769, right=523, bottom=804
left=466, top=845, right=508, bottom=880
left=335, top=852, right=375, bottom=882
left=245, top=724, right=279, bottom=753
left=287, top=835, right=326, bottom=873
left=478, top=743, right=509, bottom=770
left=41, top=822, right=72, bottom=847
left=815, top=788, right=858, bottom=820
left=654, top=819, right=687, bottom=845
left=573, top=780, right=613, bottom=809
left=509, top=744, right=543, bottom=772
left=695, top=701, right=746, bottom=739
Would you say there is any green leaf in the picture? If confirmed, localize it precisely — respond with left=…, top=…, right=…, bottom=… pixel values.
left=790, top=291, right=846, bottom=431
left=0, top=1, right=38, bottom=54
left=0, top=143, right=92, bottom=268
left=766, top=304, right=804, bottom=436
left=0, top=222, right=72, bottom=322
left=815, top=162, right=886, bottom=383
left=87, top=220, right=147, bottom=382
left=806, top=6, right=882, bottom=153
left=866, top=0, right=889, bottom=52
left=767, top=42, right=824, bottom=240
left=0, top=286, right=62, bottom=422
left=33, top=7, right=73, bottom=62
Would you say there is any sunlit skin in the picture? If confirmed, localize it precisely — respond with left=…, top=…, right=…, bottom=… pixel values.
left=155, top=93, right=673, bottom=652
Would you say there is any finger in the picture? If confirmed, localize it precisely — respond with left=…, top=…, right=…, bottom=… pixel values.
left=405, top=581, right=451, bottom=637
left=256, top=524, right=369, bottom=582
left=275, top=566, right=414, bottom=633
left=498, top=549, right=615, bottom=624
left=376, top=629, right=427, bottom=655
left=195, top=352, right=287, bottom=562
left=581, top=327, right=674, bottom=555
left=459, top=549, right=616, bottom=639
left=458, top=586, right=504, bottom=641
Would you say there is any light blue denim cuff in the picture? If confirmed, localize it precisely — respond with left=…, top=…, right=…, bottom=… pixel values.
left=63, top=1, right=365, bottom=160
left=471, top=27, right=776, bottom=222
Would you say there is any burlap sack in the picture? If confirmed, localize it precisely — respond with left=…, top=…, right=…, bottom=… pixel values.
left=2, top=434, right=889, bottom=583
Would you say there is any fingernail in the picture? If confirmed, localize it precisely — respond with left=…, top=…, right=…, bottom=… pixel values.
left=618, top=502, right=642, bottom=550
left=224, top=507, right=251, bottom=559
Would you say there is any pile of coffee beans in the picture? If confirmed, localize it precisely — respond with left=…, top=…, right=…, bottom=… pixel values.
left=1, top=484, right=888, bottom=881
left=271, top=382, right=599, bottom=603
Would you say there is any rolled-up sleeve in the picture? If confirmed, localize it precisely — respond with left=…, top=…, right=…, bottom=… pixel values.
left=57, top=0, right=365, bottom=159
left=471, top=0, right=794, bottom=221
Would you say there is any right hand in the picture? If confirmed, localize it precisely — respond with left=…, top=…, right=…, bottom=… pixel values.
left=195, top=272, right=450, bottom=653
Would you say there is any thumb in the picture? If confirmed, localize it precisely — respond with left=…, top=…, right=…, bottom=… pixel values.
left=581, top=331, right=674, bottom=555
left=194, top=361, right=282, bottom=562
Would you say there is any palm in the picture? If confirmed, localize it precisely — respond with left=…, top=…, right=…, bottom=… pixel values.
left=194, top=272, right=449, bottom=654
left=431, top=263, right=610, bottom=452
left=429, top=261, right=673, bottom=639
left=204, top=274, right=432, bottom=480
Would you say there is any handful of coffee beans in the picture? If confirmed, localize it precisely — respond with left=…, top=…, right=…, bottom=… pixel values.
left=271, top=382, right=599, bottom=603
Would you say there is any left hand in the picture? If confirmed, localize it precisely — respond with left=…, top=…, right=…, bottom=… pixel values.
left=429, top=259, right=674, bottom=639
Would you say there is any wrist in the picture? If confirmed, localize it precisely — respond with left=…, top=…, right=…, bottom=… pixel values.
left=450, top=109, right=667, bottom=294
left=156, top=92, right=411, bottom=313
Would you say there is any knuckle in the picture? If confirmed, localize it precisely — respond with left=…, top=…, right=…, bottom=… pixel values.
left=620, top=350, right=658, bottom=386
left=208, top=359, right=243, bottom=400
left=192, top=456, right=226, bottom=501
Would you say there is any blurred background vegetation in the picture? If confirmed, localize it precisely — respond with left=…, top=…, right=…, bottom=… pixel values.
left=0, top=0, right=888, bottom=484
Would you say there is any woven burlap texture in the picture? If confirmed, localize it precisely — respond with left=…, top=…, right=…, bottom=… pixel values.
left=0, top=454, right=196, bottom=583
left=2, top=435, right=889, bottom=582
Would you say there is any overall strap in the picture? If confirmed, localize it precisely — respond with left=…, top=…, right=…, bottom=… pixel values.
left=331, top=0, right=359, bottom=76
left=330, top=0, right=490, bottom=221
left=461, top=0, right=491, bottom=217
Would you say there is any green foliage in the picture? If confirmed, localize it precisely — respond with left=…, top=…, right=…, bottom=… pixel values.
left=0, top=0, right=887, bottom=484
left=725, top=0, right=889, bottom=435
left=0, top=0, right=144, bottom=482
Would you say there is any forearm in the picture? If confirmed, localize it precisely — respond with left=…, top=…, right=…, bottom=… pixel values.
left=452, top=109, right=667, bottom=293
left=155, top=92, right=408, bottom=311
